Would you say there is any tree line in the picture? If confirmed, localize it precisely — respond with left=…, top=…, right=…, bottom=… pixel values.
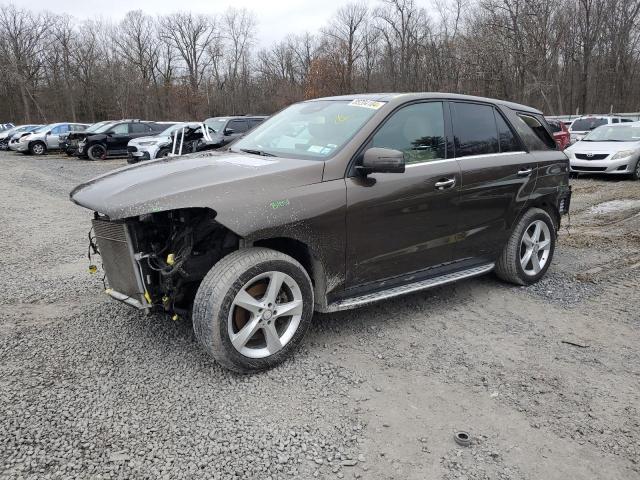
left=1, top=0, right=640, bottom=124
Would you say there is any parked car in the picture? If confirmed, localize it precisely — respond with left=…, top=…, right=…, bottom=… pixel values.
left=0, top=124, right=41, bottom=150
left=203, top=115, right=267, bottom=148
left=565, top=122, right=640, bottom=179
left=60, top=121, right=113, bottom=156
left=77, top=120, right=172, bottom=160
left=127, top=122, right=202, bottom=163
left=546, top=118, right=570, bottom=150
left=11, top=122, right=89, bottom=155
left=0, top=123, right=15, bottom=131
left=70, top=93, right=571, bottom=373
left=569, top=115, right=633, bottom=144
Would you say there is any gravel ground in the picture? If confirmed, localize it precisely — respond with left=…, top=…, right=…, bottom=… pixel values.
left=1, top=152, right=639, bottom=480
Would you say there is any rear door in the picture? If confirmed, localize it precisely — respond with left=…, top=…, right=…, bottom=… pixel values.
left=451, top=101, right=538, bottom=261
left=345, top=101, right=462, bottom=288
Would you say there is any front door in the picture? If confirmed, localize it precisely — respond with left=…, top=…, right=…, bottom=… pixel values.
left=222, top=119, right=249, bottom=146
left=345, top=101, right=462, bottom=288
left=106, top=123, right=131, bottom=153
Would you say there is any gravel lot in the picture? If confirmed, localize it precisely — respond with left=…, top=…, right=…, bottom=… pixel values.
left=1, top=151, right=639, bottom=480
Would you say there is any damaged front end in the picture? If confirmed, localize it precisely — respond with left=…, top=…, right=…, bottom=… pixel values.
left=90, top=208, right=238, bottom=315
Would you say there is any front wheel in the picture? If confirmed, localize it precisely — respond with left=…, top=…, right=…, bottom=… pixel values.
left=29, top=141, right=46, bottom=155
left=156, top=147, right=171, bottom=159
left=631, top=159, right=640, bottom=181
left=495, top=208, right=556, bottom=286
left=87, top=144, right=107, bottom=161
left=192, top=248, right=314, bottom=373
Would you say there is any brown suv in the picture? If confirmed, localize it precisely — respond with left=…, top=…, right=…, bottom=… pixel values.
left=70, top=93, right=571, bottom=372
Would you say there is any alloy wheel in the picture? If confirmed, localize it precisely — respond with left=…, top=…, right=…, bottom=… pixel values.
left=227, top=271, right=304, bottom=359
left=32, top=143, right=44, bottom=155
left=519, top=220, right=551, bottom=276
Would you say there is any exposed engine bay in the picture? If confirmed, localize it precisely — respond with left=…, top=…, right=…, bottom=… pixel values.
left=90, top=208, right=238, bottom=316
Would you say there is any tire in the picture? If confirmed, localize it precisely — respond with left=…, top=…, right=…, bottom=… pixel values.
left=29, top=141, right=46, bottom=156
left=495, top=208, right=556, bottom=286
left=156, top=148, right=171, bottom=159
left=193, top=247, right=314, bottom=373
left=87, top=144, right=107, bottom=161
left=631, top=159, right=640, bottom=181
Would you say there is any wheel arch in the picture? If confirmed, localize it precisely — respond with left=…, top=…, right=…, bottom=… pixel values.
left=251, top=237, right=328, bottom=308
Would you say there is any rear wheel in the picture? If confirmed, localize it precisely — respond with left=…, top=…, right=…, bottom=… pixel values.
left=192, top=248, right=314, bottom=373
left=495, top=208, right=556, bottom=285
left=87, top=144, right=107, bottom=161
left=29, top=141, right=46, bottom=156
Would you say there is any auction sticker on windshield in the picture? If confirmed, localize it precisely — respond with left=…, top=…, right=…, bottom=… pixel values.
left=349, top=99, right=385, bottom=109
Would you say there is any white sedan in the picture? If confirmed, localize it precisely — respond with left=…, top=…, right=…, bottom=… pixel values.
left=565, top=122, right=640, bottom=180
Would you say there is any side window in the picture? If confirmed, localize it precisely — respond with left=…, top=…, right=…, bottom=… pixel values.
left=130, top=123, right=150, bottom=133
left=227, top=119, right=249, bottom=134
left=370, top=102, right=445, bottom=164
left=451, top=102, right=499, bottom=157
left=51, top=125, right=69, bottom=134
left=111, top=123, right=129, bottom=134
left=612, top=118, right=619, bottom=124
left=494, top=110, right=522, bottom=152
left=248, top=118, right=264, bottom=128
left=621, top=118, right=633, bottom=123
left=516, top=114, right=556, bottom=150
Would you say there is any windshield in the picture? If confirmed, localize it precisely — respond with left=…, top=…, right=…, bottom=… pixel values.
left=231, top=100, right=383, bottom=159
left=86, top=121, right=112, bottom=133
left=204, top=118, right=227, bottom=133
left=33, top=125, right=56, bottom=134
left=160, top=123, right=191, bottom=136
left=582, top=124, right=640, bottom=142
left=93, top=122, right=117, bottom=133
left=571, top=117, right=607, bottom=132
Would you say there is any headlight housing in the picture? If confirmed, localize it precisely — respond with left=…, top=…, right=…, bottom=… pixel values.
left=611, top=149, right=636, bottom=160
left=138, top=140, right=158, bottom=146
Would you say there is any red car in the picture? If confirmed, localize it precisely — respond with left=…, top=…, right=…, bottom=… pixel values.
left=546, top=119, right=570, bottom=150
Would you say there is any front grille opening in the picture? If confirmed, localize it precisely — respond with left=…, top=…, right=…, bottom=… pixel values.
left=572, top=166, right=607, bottom=172
left=575, top=153, right=608, bottom=160
left=617, top=165, right=627, bottom=171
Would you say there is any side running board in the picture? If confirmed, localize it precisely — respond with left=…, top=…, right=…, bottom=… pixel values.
left=323, top=263, right=495, bottom=313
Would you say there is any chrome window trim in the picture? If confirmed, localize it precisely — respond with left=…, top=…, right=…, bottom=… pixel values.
left=406, top=151, right=527, bottom=168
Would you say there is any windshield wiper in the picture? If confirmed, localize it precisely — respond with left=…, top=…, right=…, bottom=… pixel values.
left=238, top=148, right=277, bottom=157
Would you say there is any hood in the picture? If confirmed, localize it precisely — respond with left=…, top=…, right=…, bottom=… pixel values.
left=129, top=134, right=168, bottom=145
left=70, top=150, right=325, bottom=234
left=566, top=140, right=640, bottom=154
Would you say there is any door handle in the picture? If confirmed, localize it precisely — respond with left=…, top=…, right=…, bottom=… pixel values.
left=434, top=178, right=456, bottom=190
left=517, top=168, right=533, bottom=177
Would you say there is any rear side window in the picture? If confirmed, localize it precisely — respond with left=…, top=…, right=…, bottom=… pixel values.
left=494, top=110, right=521, bottom=152
left=517, top=114, right=556, bottom=150
left=130, top=123, right=152, bottom=133
left=227, top=119, right=249, bottom=133
left=248, top=118, right=264, bottom=128
left=621, top=118, right=633, bottom=123
left=451, top=102, right=499, bottom=157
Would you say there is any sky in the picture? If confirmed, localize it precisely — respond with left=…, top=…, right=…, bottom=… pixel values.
left=24, top=0, right=361, bottom=47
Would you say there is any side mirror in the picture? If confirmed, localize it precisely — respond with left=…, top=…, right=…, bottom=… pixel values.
left=224, top=128, right=234, bottom=135
left=358, top=147, right=406, bottom=174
